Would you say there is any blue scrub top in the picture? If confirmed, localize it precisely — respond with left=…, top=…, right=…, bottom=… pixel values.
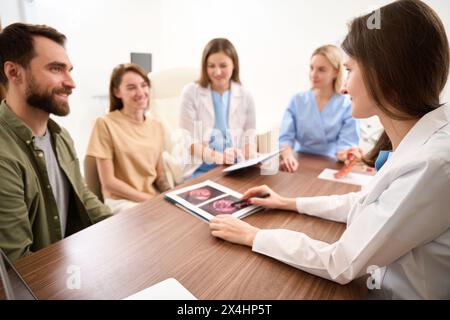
left=375, top=150, right=392, bottom=171
left=279, top=89, right=360, bottom=158
left=193, top=90, right=231, bottom=177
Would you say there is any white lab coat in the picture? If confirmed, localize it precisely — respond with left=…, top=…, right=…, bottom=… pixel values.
left=179, top=82, right=256, bottom=178
left=253, top=106, right=450, bottom=299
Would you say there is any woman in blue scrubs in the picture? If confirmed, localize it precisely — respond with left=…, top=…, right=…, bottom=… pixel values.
left=279, top=45, right=360, bottom=172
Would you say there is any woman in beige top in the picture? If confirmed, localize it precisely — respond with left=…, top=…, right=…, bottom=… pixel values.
left=87, top=64, right=171, bottom=214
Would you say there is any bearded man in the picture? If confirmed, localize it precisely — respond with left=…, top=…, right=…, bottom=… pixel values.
left=0, top=23, right=111, bottom=262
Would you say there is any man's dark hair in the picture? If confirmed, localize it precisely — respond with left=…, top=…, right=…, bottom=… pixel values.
left=0, top=23, right=66, bottom=86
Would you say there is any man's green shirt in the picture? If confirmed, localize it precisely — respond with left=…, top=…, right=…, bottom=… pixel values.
left=0, top=100, right=111, bottom=261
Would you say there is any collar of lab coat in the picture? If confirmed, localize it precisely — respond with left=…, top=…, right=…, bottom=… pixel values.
left=198, top=81, right=243, bottom=97
left=362, top=106, right=449, bottom=193
left=394, top=105, right=449, bottom=157
left=356, top=105, right=449, bottom=211
left=197, top=81, right=243, bottom=125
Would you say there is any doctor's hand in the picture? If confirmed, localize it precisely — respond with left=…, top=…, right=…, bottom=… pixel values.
left=212, top=148, right=236, bottom=165
left=209, top=215, right=260, bottom=247
left=336, top=147, right=363, bottom=165
left=241, top=185, right=297, bottom=211
left=223, top=148, right=238, bottom=165
left=336, top=147, right=375, bottom=174
left=280, top=148, right=299, bottom=173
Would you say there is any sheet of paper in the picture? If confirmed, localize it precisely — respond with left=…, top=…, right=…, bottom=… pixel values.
left=318, top=168, right=374, bottom=186
left=223, top=149, right=282, bottom=173
left=123, top=278, right=197, bottom=300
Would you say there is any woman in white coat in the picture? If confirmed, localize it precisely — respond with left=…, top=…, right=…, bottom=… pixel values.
left=179, top=38, right=256, bottom=178
left=209, top=0, right=450, bottom=299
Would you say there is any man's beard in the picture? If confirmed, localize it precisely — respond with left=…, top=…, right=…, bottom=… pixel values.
left=25, top=75, right=72, bottom=117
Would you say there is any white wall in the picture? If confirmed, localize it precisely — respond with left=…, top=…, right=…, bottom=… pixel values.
left=1, top=0, right=164, bottom=164
left=0, top=0, right=22, bottom=26
left=156, top=0, right=391, bottom=131
left=1, top=0, right=450, bottom=163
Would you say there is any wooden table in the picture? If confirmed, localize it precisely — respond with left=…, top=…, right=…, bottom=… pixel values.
left=15, top=153, right=368, bottom=299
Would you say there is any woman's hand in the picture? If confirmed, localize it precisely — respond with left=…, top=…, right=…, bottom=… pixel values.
left=224, top=148, right=237, bottom=165
left=336, top=147, right=363, bottom=165
left=213, top=148, right=242, bottom=165
left=336, top=147, right=375, bottom=174
left=241, top=185, right=297, bottom=211
left=220, top=148, right=238, bottom=165
left=280, top=147, right=299, bottom=173
left=209, top=215, right=260, bottom=247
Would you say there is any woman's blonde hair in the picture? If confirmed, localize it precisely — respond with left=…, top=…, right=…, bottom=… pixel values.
left=311, top=45, right=344, bottom=93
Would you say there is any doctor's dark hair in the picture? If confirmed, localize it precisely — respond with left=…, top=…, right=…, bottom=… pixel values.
left=198, top=38, right=241, bottom=88
left=109, top=63, right=151, bottom=112
left=0, top=23, right=66, bottom=87
left=342, top=0, right=449, bottom=167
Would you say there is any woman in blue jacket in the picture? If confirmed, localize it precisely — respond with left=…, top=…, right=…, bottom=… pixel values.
left=279, top=45, right=360, bottom=172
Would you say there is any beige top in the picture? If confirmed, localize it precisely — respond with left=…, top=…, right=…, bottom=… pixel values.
left=86, top=110, right=165, bottom=200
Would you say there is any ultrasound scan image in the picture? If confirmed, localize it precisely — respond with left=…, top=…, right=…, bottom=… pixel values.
left=178, top=186, right=225, bottom=205
left=200, top=195, right=243, bottom=216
